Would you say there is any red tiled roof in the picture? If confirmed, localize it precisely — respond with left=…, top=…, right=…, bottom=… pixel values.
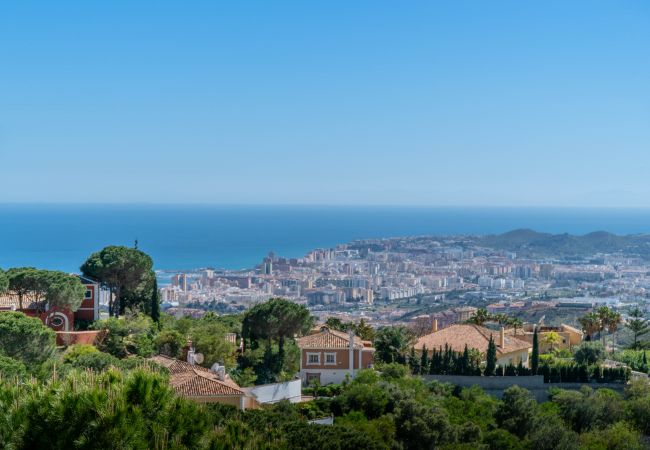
left=414, top=324, right=531, bottom=357
left=0, top=292, right=45, bottom=310
left=296, top=326, right=374, bottom=350
left=149, top=355, right=244, bottom=397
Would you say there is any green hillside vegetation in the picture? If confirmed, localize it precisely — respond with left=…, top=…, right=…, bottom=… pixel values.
left=476, top=229, right=650, bottom=259
left=1, top=309, right=650, bottom=449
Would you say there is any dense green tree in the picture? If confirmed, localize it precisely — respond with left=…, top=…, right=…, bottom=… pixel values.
left=43, top=270, right=86, bottom=311
left=0, top=355, right=28, bottom=380
left=573, top=342, right=605, bottom=366
left=0, top=312, right=56, bottom=368
left=242, top=298, right=313, bottom=355
left=528, top=409, right=578, bottom=450
left=551, top=387, right=625, bottom=433
left=393, top=398, right=454, bottom=450
left=62, top=344, right=99, bottom=363
left=154, top=328, right=185, bottom=358
left=354, top=318, right=376, bottom=341
left=92, top=313, right=156, bottom=358
left=579, top=422, right=644, bottom=450
left=80, top=246, right=154, bottom=317
left=5, top=267, right=85, bottom=312
left=626, top=308, right=649, bottom=349
left=190, top=319, right=236, bottom=367
left=0, top=269, right=8, bottom=293
left=120, top=269, right=157, bottom=316
left=6, top=267, right=45, bottom=310
left=482, top=429, right=524, bottom=450
left=325, top=316, right=346, bottom=331
left=495, top=385, right=537, bottom=438
left=484, top=335, right=497, bottom=376
left=373, top=326, right=413, bottom=364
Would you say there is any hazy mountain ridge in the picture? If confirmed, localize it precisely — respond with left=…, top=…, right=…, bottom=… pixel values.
left=476, top=228, right=650, bottom=259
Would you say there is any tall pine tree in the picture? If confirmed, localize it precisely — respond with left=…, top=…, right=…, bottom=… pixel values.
left=484, top=335, right=497, bottom=376
left=531, top=326, right=539, bottom=375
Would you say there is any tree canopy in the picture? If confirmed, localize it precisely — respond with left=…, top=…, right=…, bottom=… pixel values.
left=5, top=268, right=85, bottom=311
left=80, top=246, right=153, bottom=317
left=373, top=326, right=413, bottom=364
left=0, top=312, right=56, bottom=368
left=242, top=298, right=313, bottom=350
left=0, top=269, right=8, bottom=293
left=626, top=308, right=649, bottom=349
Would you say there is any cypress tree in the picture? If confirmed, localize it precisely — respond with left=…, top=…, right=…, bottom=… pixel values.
left=430, top=348, right=440, bottom=375
left=420, top=345, right=429, bottom=374
left=409, top=347, right=420, bottom=374
left=462, top=344, right=470, bottom=375
left=485, top=335, right=497, bottom=376
left=150, top=277, right=160, bottom=323
left=531, top=326, right=539, bottom=375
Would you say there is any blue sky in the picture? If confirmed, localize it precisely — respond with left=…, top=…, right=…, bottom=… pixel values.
left=0, top=1, right=648, bottom=206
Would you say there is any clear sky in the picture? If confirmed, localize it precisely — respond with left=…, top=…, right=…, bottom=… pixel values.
left=0, top=1, right=648, bottom=206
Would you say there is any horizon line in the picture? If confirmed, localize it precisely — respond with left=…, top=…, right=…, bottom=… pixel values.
left=1, top=201, right=650, bottom=210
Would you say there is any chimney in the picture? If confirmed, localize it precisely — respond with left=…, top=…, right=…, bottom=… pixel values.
left=499, top=327, right=505, bottom=349
left=182, top=339, right=193, bottom=362
left=432, top=318, right=438, bottom=333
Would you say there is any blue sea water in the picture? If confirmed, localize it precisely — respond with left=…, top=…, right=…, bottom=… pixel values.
left=1, top=204, right=650, bottom=272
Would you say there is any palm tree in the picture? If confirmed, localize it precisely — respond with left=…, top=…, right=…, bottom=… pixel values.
left=509, top=318, right=524, bottom=336
left=467, top=308, right=490, bottom=326
left=494, top=313, right=510, bottom=326
left=606, top=310, right=622, bottom=347
left=594, top=306, right=620, bottom=348
left=541, top=331, right=561, bottom=353
left=578, top=312, right=600, bottom=341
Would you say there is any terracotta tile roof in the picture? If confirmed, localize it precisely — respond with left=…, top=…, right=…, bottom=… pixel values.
left=149, top=355, right=244, bottom=397
left=296, top=326, right=373, bottom=350
left=414, top=324, right=531, bottom=357
left=0, top=293, right=45, bottom=310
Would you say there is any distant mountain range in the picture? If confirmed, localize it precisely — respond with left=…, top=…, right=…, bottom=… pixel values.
left=474, top=229, right=650, bottom=259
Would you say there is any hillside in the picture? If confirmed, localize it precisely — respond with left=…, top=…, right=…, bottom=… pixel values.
left=476, top=229, right=650, bottom=259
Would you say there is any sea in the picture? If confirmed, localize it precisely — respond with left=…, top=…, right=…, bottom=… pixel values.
left=1, top=204, right=650, bottom=273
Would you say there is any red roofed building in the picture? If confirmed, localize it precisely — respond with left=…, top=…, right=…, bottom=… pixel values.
left=296, top=326, right=375, bottom=386
left=149, top=355, right=248, bottom=409
left=0, top=275, right=102, bottom=332
left=414, top=323, right=532, bottom=368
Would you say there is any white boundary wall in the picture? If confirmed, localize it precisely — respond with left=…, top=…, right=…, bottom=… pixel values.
left=244, top=379, right=302, bottom=404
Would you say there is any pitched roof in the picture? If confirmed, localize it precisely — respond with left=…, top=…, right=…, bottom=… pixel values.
left=414, top=324, right=531, bottom=357
left=0, top=292, right=45, bottom=310
left=296, top=326, right=372, bottom=350
left=149, top=355, right=244, bottom=397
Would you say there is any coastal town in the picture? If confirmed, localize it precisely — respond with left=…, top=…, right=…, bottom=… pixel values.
left=158, top=230, right=649, bottom=336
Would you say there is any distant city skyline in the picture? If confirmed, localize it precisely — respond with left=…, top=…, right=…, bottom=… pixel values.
left=1, top=1, right=649, bottom=206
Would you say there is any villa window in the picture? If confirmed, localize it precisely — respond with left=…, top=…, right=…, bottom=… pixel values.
left=307, top=353, right=320, bottom=364
left=325, top=353, right=336, bottom=365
